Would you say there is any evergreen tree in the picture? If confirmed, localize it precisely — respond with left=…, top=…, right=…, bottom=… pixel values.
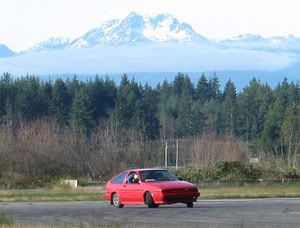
left=196, top=74, right=209, bottom=103
left=201, top=100, right=223, bottom=135
left=138, top=85, right=160, bottom=139
left=0, top=73, right=12, bottom=120
left=223, top=80, right=237, bottom=136
left=176, top=93, right=193, bottom=137
left=237, top=78, right=273, bottom=141
left=14, top=76, right=46, bottom=121
left=71, top=87, right=95, bottom=134
left=172, top=73, right=186, bottom=97
left=50, top=79, right=72, bottom=127
left=191, top=101, right=206, bottom=136
left=208, top=74, right=221, bottom=101
left=281, top=106, right=300, bottom=167
left=87, top=77, right=117, bottom=124
left=261, top=79, right=291, bottom=151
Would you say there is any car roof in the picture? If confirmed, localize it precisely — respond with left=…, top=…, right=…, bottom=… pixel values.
left=126, top=168, right=167, bottom=172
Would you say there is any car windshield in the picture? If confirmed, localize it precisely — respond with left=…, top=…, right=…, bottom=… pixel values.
left=140, top=170, right=178, bottom=182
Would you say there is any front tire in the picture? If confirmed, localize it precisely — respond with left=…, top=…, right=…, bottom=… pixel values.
left=186, top=202, right=194, bottom=208
left=112, top=193, right=124, bottom=208
left=145, top=192, right=158, bottom=208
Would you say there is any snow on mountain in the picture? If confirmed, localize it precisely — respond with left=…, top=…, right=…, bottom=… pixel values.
left=28, top=12, right=207, bottom=50
left=0, top=44, right=16, bottom=57
left=217, top=34, right=300, bottom=52
left=24, top=37, right=71, bottom=53
left=143, top=13, right=204, bottom=43
left=8, top=12, right=300, bottom=54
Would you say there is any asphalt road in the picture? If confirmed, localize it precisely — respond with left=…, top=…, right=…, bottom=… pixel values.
left=1, top=198, right=300, bottom=227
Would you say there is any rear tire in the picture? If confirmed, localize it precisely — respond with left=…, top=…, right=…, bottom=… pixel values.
left=186, top=202, right=193, bottom=208
left=112, top=193, right=124, bottom=208
left=145, top=192, right=158, bottom=208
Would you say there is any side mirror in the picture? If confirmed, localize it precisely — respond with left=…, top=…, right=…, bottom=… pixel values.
left=178, top=177, right=184, bottom=181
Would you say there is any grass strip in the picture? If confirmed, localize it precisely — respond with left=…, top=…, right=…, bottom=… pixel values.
left=0, top=213, right=13, bottom=225
left=1, top=184, right=300, bottom=202
left=0, top=186, right=104, bottom=202
left=199, top=183, right=300, bottom=199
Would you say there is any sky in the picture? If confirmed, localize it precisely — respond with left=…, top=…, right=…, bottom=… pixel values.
left=1, top=0, right=300, bottom=51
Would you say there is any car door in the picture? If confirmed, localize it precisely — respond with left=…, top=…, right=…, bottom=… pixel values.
left=122, top=172, right=144, bottom=203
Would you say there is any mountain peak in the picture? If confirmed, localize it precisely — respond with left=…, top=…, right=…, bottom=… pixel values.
left=127, top=11, right=142, bottom=18
left=0, top=44, right=16, bottom=57
left=66, top=12, right=205, bottom=49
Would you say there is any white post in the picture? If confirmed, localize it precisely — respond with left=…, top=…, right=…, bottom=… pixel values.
left=165, top=141, right=168, bottom=168
left=176, top=139, right=179, bottom=170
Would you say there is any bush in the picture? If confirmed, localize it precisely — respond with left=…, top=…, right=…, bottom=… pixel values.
left=281, top=168, right=299, bottom=179
left=2, top=175, right=65, bottom=189
left=242, top=163, right=262, bottom=179
left=175, top=168, right=205, bottom=182
left=176, top=161, right=265, bottom=181
left=214, top=161, right=243, bottom=180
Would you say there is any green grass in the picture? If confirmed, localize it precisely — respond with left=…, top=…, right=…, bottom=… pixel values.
left=199, top=183, right=300, bottom=199
left=0, top=186, right=104, bottom=202
left=0, top=221, right=122, bottom=228
left=0, top=213, right=13, bottom=225
left=1, top=184, right=300, bottom=202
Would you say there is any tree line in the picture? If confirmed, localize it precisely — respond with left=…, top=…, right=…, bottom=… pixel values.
left=0, top=72, right=300, bottom=156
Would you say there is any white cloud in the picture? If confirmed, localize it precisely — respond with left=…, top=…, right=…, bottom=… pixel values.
left=0, top=0, right=299, bottom=51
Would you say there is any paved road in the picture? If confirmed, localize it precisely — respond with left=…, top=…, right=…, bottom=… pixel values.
left=1, top=198, right=300, bottom=227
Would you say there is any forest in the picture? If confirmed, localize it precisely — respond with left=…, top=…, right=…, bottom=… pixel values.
left=0, top=72, right=300, bottom=187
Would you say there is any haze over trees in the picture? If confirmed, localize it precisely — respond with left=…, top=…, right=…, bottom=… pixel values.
left=0, top=72, right=299, bottom=186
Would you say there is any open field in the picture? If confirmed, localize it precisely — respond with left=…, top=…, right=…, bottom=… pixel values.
left=1, top=184, right=300, bottom=202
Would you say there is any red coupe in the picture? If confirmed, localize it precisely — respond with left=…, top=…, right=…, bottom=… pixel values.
left=105, top=168, right=200, bottom=208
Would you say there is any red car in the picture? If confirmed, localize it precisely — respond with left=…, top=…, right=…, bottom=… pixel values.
left=105, top=168, right=200, bottom=208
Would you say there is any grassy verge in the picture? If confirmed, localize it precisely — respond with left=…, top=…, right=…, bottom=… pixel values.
left=0, top=186, right=103, bottom=202
left=1, top=184, right=300, bottom=202
left=199, top=183, right=300, bottom=199
left=0, top=213, right=13, bottom=225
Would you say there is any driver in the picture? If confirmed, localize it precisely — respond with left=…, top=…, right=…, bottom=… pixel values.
left=133, top=174, right=139, bottom=183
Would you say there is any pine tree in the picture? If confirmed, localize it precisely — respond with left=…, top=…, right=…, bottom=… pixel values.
left=196, top=74, right=209, bottom=103
left=208, top=74, right=221, bottom=101
left=223, top=80, right=237, bottom=136
left=71, top=87, right=95, bottom=134
left=138, top=85, right=160, bottom=139
left=50, top=79, right=72, bottom=127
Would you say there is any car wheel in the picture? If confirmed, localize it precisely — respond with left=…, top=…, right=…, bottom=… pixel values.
left=186, top=202, right=193, bottom=208
left=145, top=192, right=157, bottom=208
left=112, top=193, right=124, bottom=208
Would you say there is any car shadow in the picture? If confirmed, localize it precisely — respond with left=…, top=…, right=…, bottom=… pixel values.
left=122, top=204, right=202, bottom=209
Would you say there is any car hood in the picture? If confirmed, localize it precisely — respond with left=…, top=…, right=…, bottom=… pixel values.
left=142, top=180, right=197, bottom=190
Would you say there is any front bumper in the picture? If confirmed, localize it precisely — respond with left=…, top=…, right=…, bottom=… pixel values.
left=152, top=191, right=200, bottom=204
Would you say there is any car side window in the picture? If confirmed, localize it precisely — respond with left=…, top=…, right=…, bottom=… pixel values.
left=111, top=172, right=127, bottom=184
left=126, top=172, right=139, bottom=184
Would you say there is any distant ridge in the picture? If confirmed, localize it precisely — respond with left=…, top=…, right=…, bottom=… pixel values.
left=0, top=44, right=16, bottom=57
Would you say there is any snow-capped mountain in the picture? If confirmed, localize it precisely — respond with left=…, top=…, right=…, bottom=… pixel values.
left=24, top=12, right=207, bottom=51
left=69, top=12, right=206, bottom=48
left=24, top=37, right=71, bottom=53
left=6, top=11, right=300, bottom=54
left=218, top=34, right=300, bottom=52
left=0, top=44, right=15, bottom=57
